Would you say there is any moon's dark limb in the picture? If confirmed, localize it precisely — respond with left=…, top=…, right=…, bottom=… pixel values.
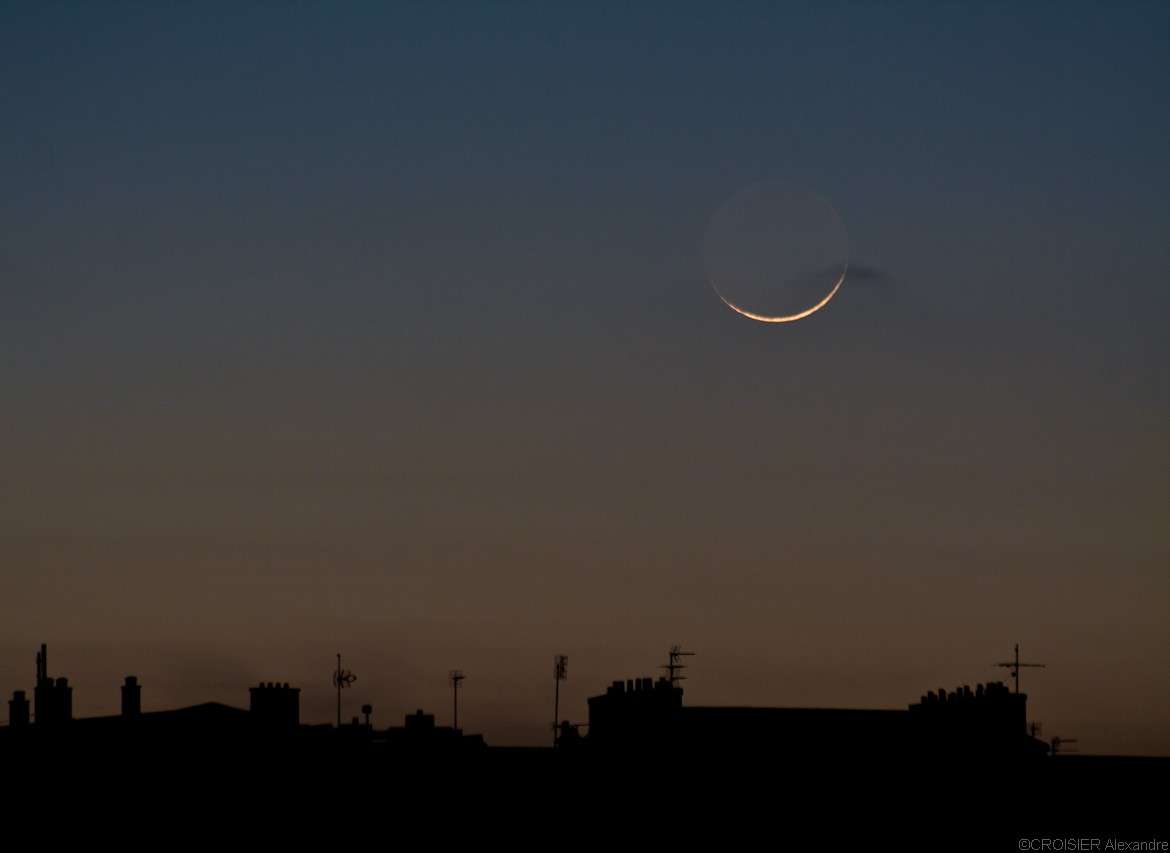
left=703, top=182, right=850, bottom=324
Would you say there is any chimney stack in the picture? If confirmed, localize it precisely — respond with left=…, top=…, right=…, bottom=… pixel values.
left=248, top=681, right=301, bottom=728
left=33, top=645, right=73, bottom=725
left=121, top=676, right=141, bottom=718
left=8, top=691, right=30, bottom=727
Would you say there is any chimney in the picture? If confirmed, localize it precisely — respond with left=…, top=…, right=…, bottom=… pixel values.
left=30, top=646, right=73, bottom=724
left=8, top=691, right=30, bottom=727
left=249, top=681, right=301, bottom=728
left=121, top=676, right=141, bottom=718
left=55, top=678, right=73, bottom=720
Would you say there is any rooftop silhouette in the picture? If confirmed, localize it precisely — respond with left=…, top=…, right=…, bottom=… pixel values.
left=3, top=641, right=1166, bottom=839
left=0, top=641, right=1088, bottom=765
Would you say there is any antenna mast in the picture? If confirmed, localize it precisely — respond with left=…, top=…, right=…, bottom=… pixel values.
left=332, top=653, right=357, bottom=728
left=449, top=670, right=465, bottom=731
left=553, top=655, right=568, bottom=747
left=994, top=643, right=1046, bottom=694
left=661, top=644, right=695, bottom=687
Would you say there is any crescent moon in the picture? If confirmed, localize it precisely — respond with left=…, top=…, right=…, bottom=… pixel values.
left=714, top=265, right=848, bottom=324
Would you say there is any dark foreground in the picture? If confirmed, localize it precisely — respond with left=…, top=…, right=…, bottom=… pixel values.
left=4, top=740, right=1165, bottom=848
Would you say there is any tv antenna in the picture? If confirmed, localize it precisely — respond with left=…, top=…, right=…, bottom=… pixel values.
left=1050, top=736, right=1078, bottom=756
left=332, top=653, right=357, bottom=728
left=449, top=670, right=465, bottom=731
left=552, top=655, right=568, bottom=747
left=661, top=644, right=695, bottom=686
left=994, top=643, right=1046, bottom=694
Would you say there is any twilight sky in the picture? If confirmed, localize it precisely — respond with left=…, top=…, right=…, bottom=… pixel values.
left=1, top=2, right=1167, bottom=753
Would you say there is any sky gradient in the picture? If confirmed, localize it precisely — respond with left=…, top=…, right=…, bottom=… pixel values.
left=1, top=2, right=1167, bottom=753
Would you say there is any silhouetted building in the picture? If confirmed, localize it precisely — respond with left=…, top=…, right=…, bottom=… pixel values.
left=587, top=676, right=682, bottom=748
left=383, top=709, right=486, bottom=753
left=0, top=645, right=324, bottom=759
left=908, top=681, right=1031, bottom=754
left=249, top=682, right=301, bottom=728
left=405, top=708, right=435, bottom=733
left=3, top=643, right=1054, bottom=772
left=586, top=676, right=1045, bottom=762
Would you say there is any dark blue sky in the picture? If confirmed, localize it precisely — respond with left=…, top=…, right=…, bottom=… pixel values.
left=1, top=2, right=1167, bottom=752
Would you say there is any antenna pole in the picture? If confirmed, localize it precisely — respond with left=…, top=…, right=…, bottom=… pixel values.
left=662, top=645, right=695, bottom=687
left=331, top=654, right=357, bottom=729
left=1014, top=644, right=1019, bottom=694
left=553, top=655, right=568, bottom=747
left=994, top=643, right=1046, bottom=694
left=449, top=670, right=465, bottom=731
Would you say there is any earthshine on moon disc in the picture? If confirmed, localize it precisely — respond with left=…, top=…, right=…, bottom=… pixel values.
left=703, top=182, right=850, bottom=323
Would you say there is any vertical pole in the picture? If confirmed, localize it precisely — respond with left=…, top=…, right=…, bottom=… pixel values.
left=448, top=671, right=464, bottom=732
left=336, top=653, right=341, bottom=728
left=552, top=655, right=567, bottom=747
left=553, top=676, right=560, bottom=748
left=1014, top=644, right=1020, bottom=694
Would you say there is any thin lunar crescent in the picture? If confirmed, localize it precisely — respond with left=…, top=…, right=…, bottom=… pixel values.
left=714, top=265, right=848, bottom=323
